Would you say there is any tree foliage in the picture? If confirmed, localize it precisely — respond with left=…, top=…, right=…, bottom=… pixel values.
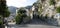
left=0, top=16, right=3, bottom=28
left=15, top=7, right=27, bottom=24
left=56, top=7, right=60, bottom=13
left=49, top=0, right=55, bottom=5
left=0, top=0, right=10, bottom=27
left=0, top=20, right=3, bottom=25
left=0, top=1, right=10, bottom=17
left=15, top=14, right=22, bottom=24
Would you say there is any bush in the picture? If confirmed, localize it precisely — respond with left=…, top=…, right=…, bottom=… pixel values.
left=15, top=13, right=27, bottom=24
left=15, top=14, right=23, bottom=24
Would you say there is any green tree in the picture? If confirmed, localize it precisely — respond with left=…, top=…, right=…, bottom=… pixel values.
left=15, top=14, right=22, bottom=24
left=0, top=0, right=10, bottom=28
left=15, top=7, right=27, bottom=24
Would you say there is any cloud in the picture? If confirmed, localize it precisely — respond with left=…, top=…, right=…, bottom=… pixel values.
left=6, top=0, right=37, bottom=7
left=6, top=0, right=27, bottom=7
left=19, top=0, right=27, bottom=3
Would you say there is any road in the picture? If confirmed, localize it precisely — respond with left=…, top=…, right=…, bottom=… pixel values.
left=7, top=18, right=60, bottom=28
left=8, top=24, right=60, bottom=28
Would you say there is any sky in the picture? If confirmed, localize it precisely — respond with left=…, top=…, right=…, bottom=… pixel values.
left=6, top=0, right=37, bottom=7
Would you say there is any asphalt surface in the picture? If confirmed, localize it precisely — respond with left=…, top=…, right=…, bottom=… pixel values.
left=7, top=18, right=60, bottom=28
left=8, top=24, right=60, bottom=28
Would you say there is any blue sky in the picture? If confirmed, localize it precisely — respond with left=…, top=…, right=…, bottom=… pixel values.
left=6, top=0, right=37, bottom=7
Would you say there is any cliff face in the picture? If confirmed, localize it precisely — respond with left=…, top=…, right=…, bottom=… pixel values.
left=35, top=0, right=60, bottom=17
left=55, top=0, right=60, bottom=7
left=31, top=0, right=60, bottom=25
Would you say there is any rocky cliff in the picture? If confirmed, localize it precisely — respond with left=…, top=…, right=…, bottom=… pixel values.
left=32, top=0, right=60, bottom=25
left=33, top=0, right=60, bottom=18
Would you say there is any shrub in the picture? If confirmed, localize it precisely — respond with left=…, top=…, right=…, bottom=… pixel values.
left=15, top=14, right=23, bottom=24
